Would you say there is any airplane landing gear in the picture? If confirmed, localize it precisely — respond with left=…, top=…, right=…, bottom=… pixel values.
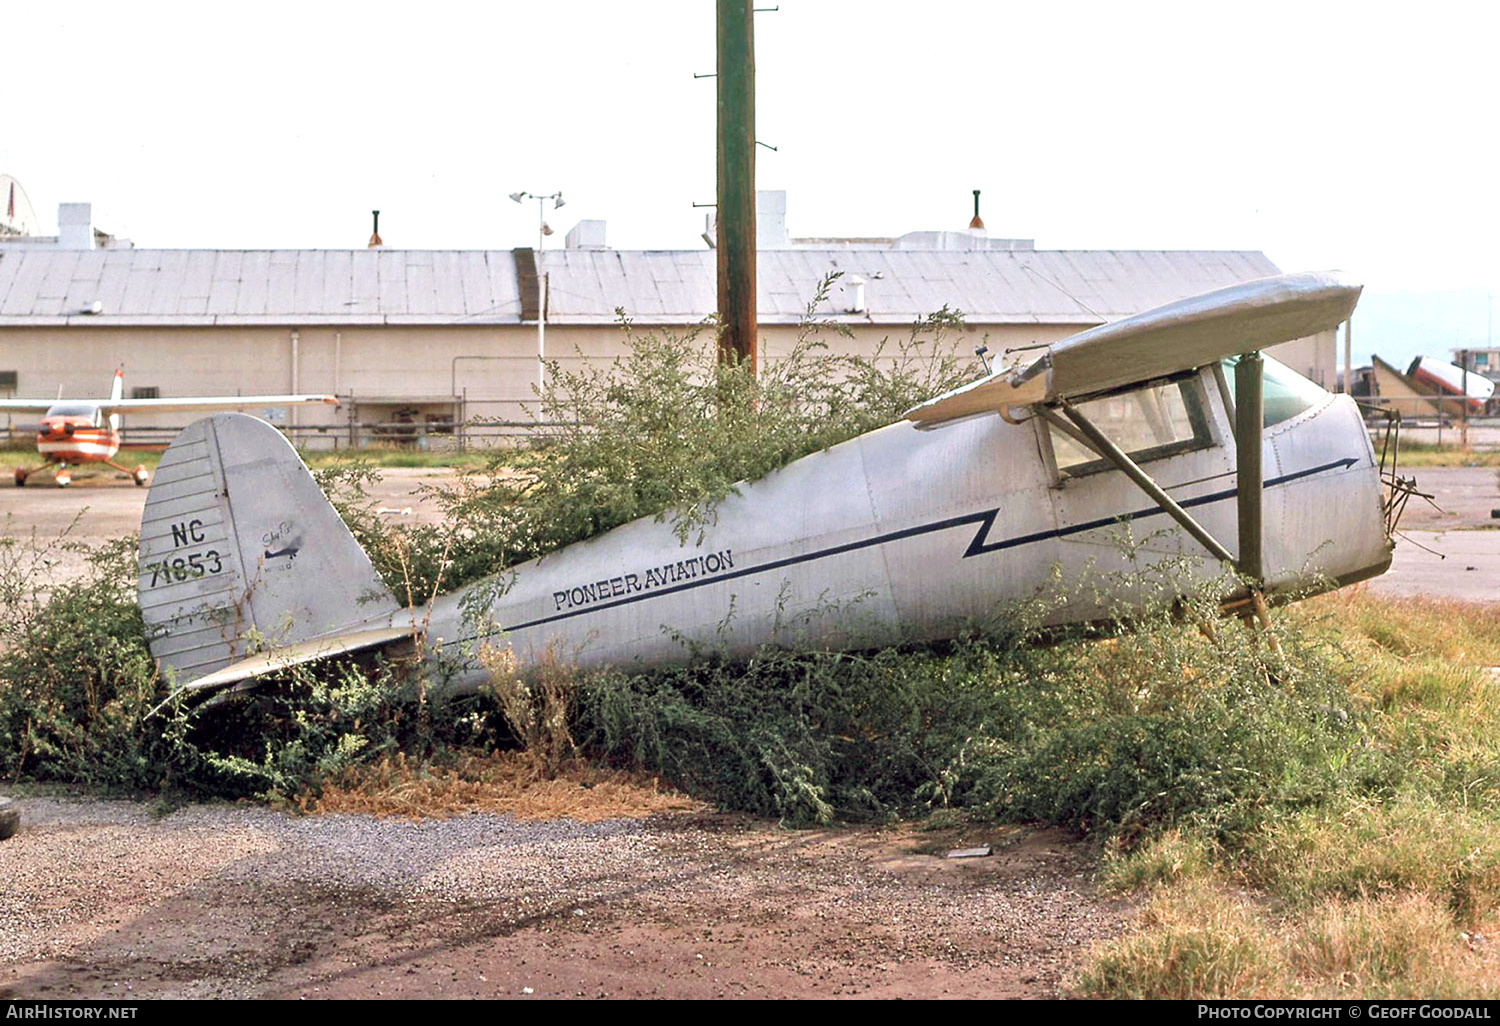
left=55, top=465, right=72, bottom=487
left=102, top=457, right=149, bottom=487
left=13, top=464, right=48, bottom=487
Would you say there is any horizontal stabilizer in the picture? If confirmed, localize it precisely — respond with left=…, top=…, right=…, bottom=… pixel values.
left=905, top=272, right=1362, bottom=425
left=170, top=625, right=415, bottom=694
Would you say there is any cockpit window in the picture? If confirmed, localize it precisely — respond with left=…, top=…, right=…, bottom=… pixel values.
left=1048, top=374, right=1214, bottom=477
left=47, top=404, right=98, bottom=421
left=1220, top=354, right=1329, bottom=427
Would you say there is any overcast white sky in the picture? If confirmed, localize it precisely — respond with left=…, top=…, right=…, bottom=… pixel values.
left=5, top=1, right=1496, bottom=347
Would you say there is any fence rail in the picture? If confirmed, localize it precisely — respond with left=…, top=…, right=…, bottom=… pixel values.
left=2, top=418, right=577, bottom=453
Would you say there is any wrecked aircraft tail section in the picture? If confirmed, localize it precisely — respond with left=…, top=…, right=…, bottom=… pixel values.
left=138, top=413, right=404, bottom=692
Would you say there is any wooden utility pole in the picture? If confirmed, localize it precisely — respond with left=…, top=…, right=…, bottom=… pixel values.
left=716, top=0, right=757, bottom=370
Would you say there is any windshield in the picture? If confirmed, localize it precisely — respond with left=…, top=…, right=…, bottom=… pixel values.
left=1220, top=355, right=1330, bottom=427
left=45, top=404, right=99, bottom=420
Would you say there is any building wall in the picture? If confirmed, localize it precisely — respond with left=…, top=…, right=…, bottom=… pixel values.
left=0, top=317, right=1337, bottom=447
left=1455, top=348, right=1500, bottom=383
left=1265, top=329, right=1336, bottom=390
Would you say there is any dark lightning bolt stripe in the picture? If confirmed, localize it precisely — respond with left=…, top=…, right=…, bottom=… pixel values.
left=473, top=457, right=1361, bottom=640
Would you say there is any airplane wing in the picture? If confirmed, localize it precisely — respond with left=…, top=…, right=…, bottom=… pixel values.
left=99, top=394, right=339, bottom=414
left=0, top=394, right=338, bottom=414
left=904, top=272, right=1362, bottom=426
left=0, top=399, right=68, bottom=413
left=166, top=626, right=415, bottom=695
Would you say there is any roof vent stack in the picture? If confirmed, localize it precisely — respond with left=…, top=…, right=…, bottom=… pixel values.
left=565, top=220, right=608, bottom=250
left=846, top=274, right=867, bottom=314
left=968, top=190, right=986, bottom=236
left=58, top=203, right=95, bottom=250
left=757, top=190, right=789, bottom=249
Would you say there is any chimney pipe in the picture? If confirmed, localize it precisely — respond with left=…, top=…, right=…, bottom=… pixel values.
left=968, top=190, right=985, bottom=232
left=368, top=209, right=383, bottom=248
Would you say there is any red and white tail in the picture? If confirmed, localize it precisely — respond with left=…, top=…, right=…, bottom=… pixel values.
left=108, top=368, right=124, bottom=432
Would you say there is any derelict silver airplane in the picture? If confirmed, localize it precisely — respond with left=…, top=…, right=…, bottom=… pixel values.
left=137, top=272, right=1395, bottom=697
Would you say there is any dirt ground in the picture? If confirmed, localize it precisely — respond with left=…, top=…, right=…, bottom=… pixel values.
left=2, top=462, right=1496, bottom=1001
left=0, top=797, right=1125, bottom=1000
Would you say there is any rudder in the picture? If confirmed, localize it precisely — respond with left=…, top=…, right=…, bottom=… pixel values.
left=138, top=413, right=402, bottom=690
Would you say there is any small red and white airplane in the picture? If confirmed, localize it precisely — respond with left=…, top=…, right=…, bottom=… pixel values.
left=0, top=370, right=338, bottom=487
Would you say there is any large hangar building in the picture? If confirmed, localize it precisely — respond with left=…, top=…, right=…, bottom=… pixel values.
left=0, top=198, right=1334, bottom=448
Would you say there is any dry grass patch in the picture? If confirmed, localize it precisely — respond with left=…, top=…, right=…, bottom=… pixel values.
left=1304, top=589, right=1500, bottom=666
left=1078, top=593, right=1500, bottom=998
left=1104, top=828, right=1220, bottom=891
left=302, top=749, right=703, bottom=822
left=1376, top=444, right=1500, bottom=468
left=1291, top=892, right=1500, bottom=999
left=1074, top=880, right=1283, bottom=999
left=1246, top=801, right=1500, bottom=926
left=1076, top=882, right=1500, bottom=999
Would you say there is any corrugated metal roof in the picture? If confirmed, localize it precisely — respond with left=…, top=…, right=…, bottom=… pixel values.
left=542, top=248, right=1280, bottom=326
left=0, top=246, right=1279, bottom=328
left=0, top=249, right=526, bottom=326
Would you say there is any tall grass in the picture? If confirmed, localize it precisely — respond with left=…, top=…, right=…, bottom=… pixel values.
left=1080, top=590, right=1500, bottom=998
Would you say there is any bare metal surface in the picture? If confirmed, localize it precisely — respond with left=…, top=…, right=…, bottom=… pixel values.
left=148, top=375, right=1389, bottom=694
left=0, top=466, right=1489, bottom=646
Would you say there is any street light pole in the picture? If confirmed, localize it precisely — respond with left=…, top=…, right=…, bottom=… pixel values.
left=509, top=190, right=564, bottom=250
left=510, top=191, right=566, bottom=391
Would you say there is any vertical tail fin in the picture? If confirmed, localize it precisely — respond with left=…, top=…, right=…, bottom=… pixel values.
left=109, top=368, right=123, bottom=432
left=137, top=413, right=404, bottom=691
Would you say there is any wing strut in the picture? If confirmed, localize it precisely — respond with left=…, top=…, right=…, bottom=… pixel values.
left=1060, top=352, right=1280, bottom=640
left=1233, top=352, right=1283, bottom=647
left=1234, top=352, right=1264, bottom=583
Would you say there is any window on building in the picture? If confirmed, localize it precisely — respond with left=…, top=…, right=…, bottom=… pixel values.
left=130, top=386, right=160, bottom=399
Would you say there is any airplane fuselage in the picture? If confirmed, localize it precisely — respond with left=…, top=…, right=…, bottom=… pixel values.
left=407, top=368, right=1388, bottom=690
left=138, top=273, right=1392, bottom=698
left=140, top=367, right=1392, bottom=693
left=36, top=410, right=121, bottom=463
